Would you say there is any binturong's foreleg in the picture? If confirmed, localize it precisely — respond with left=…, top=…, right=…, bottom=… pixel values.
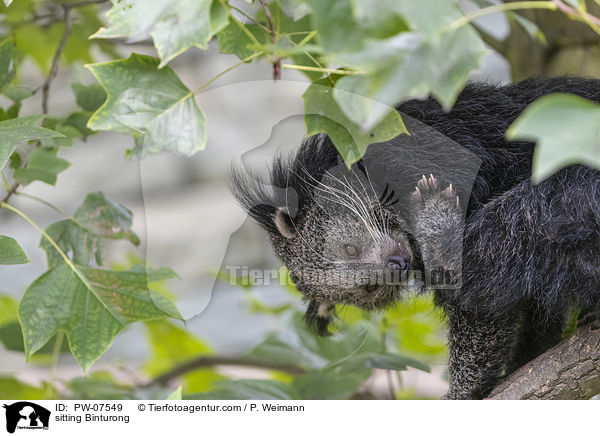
left=409, top=174, right=464, bottom=285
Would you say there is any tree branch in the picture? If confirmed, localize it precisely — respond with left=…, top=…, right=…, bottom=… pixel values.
left=40, top=6, right=72, bottom=114
left=3, top=4, right=76, bottom=204
left=257, top=0, right=280, bottom=80
left=143, top=356, right=306, bottom=388
left=487, top=324, right=600, bottom=400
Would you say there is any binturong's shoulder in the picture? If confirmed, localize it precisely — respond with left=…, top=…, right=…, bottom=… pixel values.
left=397, top=76, right=600, bottom=130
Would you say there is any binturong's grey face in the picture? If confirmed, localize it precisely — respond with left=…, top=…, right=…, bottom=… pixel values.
left=229, top=135, right=422, bottom=334
left=270, top=169, right=417, bottom=311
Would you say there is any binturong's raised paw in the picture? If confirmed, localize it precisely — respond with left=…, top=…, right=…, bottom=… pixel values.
left=411, top=174, right=460, bottom=212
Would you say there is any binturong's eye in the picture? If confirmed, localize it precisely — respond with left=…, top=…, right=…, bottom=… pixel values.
left=344, top=244, right=359, bottom=258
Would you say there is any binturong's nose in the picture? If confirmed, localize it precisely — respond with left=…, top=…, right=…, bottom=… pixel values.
left=386, top=255, right=409, bottom=271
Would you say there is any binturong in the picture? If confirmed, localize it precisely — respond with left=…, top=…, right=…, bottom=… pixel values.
left=229, top=77, right=600, bottom=399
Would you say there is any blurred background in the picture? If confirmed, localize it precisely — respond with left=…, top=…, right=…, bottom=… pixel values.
left=2, top=0, right=598, bottom=399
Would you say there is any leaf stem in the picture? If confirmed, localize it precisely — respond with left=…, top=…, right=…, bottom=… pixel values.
left=447, top=1, right=558, bottom=32
left=193, top=51, right=264, bottom=94
left=0, top=202, right=102, bottom=322
left=0, top=202, right=76, bottom=272
left=280, top=64, right=365, bottom=75
left=229, top=4, right=270, bottom=32
left=13, top=191, right=71, bottom=217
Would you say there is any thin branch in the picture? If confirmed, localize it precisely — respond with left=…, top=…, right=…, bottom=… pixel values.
left=1, top=183, right=19, bottom=203
left=280, top=64, right=365, bottom=75
left=552, top=0, right=600, bottom=34
left=40, top=6, right=72, bottom=114
left=63, top=0, right=108, bottom=9
left=450, top=0, right=600, bottom=35
left=257, top=0, right=280, bottom=80
left=143, top=356, right=306, bottom=388
left=3, top=4, right=77, bottom=204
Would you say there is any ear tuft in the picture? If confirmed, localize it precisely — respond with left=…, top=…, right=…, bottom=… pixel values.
left=275, top=207, right=296, bottom=239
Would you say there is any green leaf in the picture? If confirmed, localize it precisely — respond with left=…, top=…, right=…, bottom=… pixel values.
left=350, top=0, right=410, bottom=39
left=333, top=352, right=430, bottom=375
left=386, top=296, right=447, bottom=357
left=0, top=295, right=19, bottom=326
left=280, top=0, right=312, bottom=20
left=72, top=83, right=107, bottom=112
left=292, top=367, right=369, bottom=399
left=0, top=235, right=29, bottom=264
left=166, top=386, right=183, bottom=400
left=92, top=0, right=229, bottom=66
left=0, top=115, right=64, bottom=171
left=333, top=26, right=487, bottom=130
left=91, top=0, right=167, bottom=41
left=217, top=18, right=268, bottom=61
left=13, top=24, right=62, bottom=74
left=150, top=0, right=217, bottom=67
left=3, top=86, right=33, bottom=102
left=0, top=377, right=56, bottom=400
left=210, top=0, right=230, bottom=35
left=144, top=320, right=223, bottom=394
left=41, top=192, right=140, bottom=268
left=0, top=295, right=70, bottom=355
left=41, top=220, right=101, bottom=268
left=8, top=152, right=21, bottom=169
left=19, top=263, right=182, bottom=371
left=507, top=93, right=600, bottom=183
left=86, top=53, right=206, bottom=157
left=189, top=379, right=299, bottom=400
left=0, top=38, right=16, bottom=92
left=303, top=0, right=364, bottom=52
left=324, top=0, right=486, bottom=129
left=45, top=112, right=97, bottom=142
left=74, top=192, right=140, bottom=244
left=13, top=147, right=70, bottom=186
left=67, top=371, right=134, bottom=400
left=246, top=334, right=319, bottom=369
left=391, top=0, right=461, bottom=37
left=303, top=78, right=407, bottom=165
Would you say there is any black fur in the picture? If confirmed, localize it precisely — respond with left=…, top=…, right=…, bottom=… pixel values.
left=230, top=76, right=600, bottom=399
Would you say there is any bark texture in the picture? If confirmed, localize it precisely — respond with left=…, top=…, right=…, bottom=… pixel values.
left=487, top=324, right=600, bottom=399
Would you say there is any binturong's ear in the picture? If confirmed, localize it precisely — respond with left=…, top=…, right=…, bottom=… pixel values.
left=304, top=300, right=335, bottom=336
left=274, top=207, right=297, bottom=239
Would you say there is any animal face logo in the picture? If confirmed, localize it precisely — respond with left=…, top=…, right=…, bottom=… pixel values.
left=2, top=402, right=50, bottom=434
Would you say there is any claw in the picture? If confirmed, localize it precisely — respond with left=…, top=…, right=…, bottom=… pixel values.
left=412, top=186, right=421, bottom=200
left=429, top=174, right=437, bottom=188
left=442, top=183, right=454, bottom=198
